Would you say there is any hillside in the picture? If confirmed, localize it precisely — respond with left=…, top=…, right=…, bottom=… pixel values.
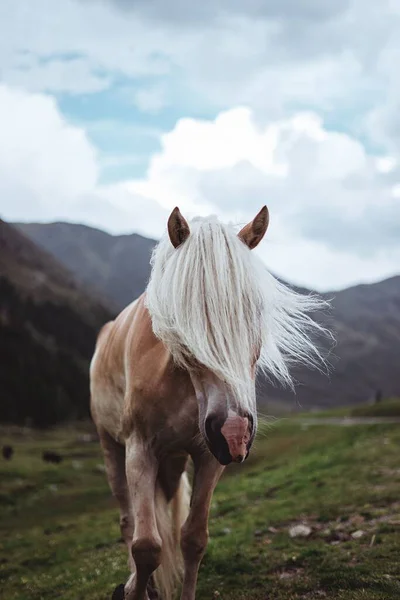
left=17, top=222, right=155, bottom=311
left=260, top=275, right=400, bottom=411
left=0, top=220, right=111, bottom=426
left=16, top=221, right=400, bottom=411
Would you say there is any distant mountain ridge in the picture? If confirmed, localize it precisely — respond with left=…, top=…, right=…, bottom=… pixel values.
left=17, top=222, right=155, bottom=311
left=0, top=220, right=112, bottom=426
left=16, top=221, right=400, bottom=411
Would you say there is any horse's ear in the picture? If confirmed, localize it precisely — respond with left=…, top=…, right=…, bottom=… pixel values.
left=168, top=207, right=190, bottom=248
left=238, top=206, right=269, bottom=250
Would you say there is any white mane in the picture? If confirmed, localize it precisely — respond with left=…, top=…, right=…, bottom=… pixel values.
left=145, top=215, right=331, bottom=404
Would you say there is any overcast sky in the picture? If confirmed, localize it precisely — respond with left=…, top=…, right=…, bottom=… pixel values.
left=1, top=0, right=400, bottom=291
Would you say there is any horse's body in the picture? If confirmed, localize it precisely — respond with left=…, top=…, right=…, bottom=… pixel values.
left=90, top=207, right=329, bottom=600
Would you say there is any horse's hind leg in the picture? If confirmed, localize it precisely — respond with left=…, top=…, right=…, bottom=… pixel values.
left=125, top=434, right=162, bottom=600
left=97, top=429, right=136, bottom=586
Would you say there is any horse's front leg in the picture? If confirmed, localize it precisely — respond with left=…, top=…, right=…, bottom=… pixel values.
left=180, top=454, right=224, bottom=600
left=124, top=434, right=162, bottom=600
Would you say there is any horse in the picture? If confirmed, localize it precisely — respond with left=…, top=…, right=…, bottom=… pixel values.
left=90, top=206, right=329, bottom=600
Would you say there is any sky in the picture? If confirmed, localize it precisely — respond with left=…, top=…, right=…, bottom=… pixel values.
left=1, top=0, right=400, bottom=291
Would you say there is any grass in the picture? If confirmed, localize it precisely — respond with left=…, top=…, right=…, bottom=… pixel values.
left=350, top=398, right=400, bottom=418
left=292, top=406, right=352, bottom=419
left=291, top=398, right=400, bottom=420
left=1, top=416, right=400, bottom=600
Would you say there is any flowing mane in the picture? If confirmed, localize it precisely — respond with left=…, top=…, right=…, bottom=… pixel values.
left=146, top=215, right=330, bottom=405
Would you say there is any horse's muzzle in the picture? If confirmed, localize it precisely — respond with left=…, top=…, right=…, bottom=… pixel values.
left=205, top=411, right=253, bottom=465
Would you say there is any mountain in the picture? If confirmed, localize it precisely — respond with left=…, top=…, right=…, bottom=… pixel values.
left=0, top=220, right=112, bottom=426
left=17, top=222, right=155, bottom=311
left=16, top=221, right=400, bottom=411
left=260, top=275, right=400, bottom=411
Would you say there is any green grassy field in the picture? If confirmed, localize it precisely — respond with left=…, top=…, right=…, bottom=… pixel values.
left=291, top=398, right=400, bottom=420
left=350, top=398, right=400, bottom=418
left=1, top=412, right=400, bottom=600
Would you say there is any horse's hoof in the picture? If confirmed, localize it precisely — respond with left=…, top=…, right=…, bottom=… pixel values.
left=111, top=583, right=125, bottom=600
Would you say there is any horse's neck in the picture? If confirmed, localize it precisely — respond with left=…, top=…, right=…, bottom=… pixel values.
left=121, top=295, right=198, bottom=438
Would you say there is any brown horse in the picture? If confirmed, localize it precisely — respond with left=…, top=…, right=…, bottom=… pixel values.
left=90, top=206, right=329, bottom=600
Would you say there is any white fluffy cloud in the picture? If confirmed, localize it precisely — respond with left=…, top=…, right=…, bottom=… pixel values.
left=1, top=84, right=398, bottom=291
left=0, top=85, right=98, bottom=219
left=0, top=85, right=168, bottom=237
left=128, top=107, right=400, bottom=289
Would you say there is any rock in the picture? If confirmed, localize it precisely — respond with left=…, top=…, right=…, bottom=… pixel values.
left=351, top=530, right=365, bottom=539
left=222, top=527, right=231, bottom=535
left=321, top=528, right=332, bottom=537
left=268, top=526, right=278, bottom=534
left=262, top=537, right=273, bottom=545
left=349, top=514, right=365, bottom=526
left=279, top=567, right=304, bottom=580
left=80, top=433, right=98, bottom=443
left=289, top=524, right=312, bottom=538
left=42, top=451, right=63, bottom=464
left=2, top=445, right=14, bottom=460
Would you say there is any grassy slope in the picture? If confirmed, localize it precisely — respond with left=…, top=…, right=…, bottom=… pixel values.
left=1, top=418, right=400, bottom=600
left=291, top=398, right=400, bottom=419
left=350, top=398, right=400, bottom=418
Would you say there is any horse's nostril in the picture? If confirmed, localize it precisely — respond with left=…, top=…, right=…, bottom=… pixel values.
left=204, top=413, right=232, bottom=465
left=205, top=415, right=214, bottom=440
left=205, top=413, right=223, bottom=440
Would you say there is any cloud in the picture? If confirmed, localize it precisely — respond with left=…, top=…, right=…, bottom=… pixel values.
left=0, top=84, right=167, bottom=238
left=129, top=84, right=167, bottom=114
left=3, top=56, right=111, bottom=95
left=127, top=107, right=400, bottom=289
left=1, top=83, right=399, bottom=291
left=0, top=84, right=98, bottom=218
left=1, top=0, right=399, bottom=176
left=0, top=1, right=170, bottom=96
left=101, top=0, right=350, bottom=24
left=1, top=0, right=398, bottom=139
left=1, top=0, right=400, bottom=291
left=75, top=0, right=398, bottom=129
